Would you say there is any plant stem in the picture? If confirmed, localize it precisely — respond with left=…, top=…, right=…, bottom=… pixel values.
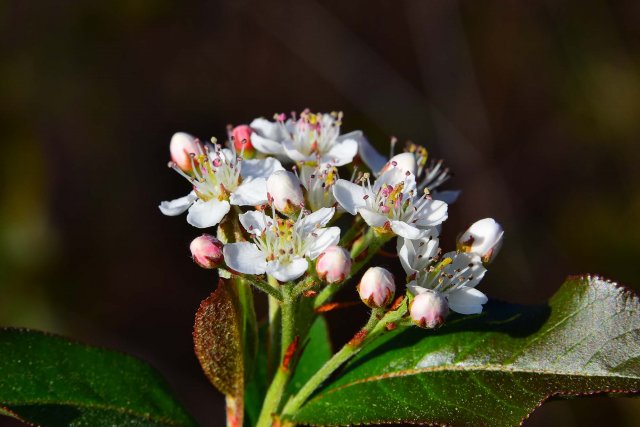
left=338, top=216, right=363, bottom=246
left=225, top=395, right=243, bottom=427
left=281, top=305, right=406, bottom=417
left=267, top=275, right=281, bottom=378
left=232, top=273, right=283, bottom=301
left=257, top=286, right=297, bottom=427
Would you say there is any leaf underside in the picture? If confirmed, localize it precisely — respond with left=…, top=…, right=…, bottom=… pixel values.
left=291, top=275, right=640, bottom=426
left=193, top=278, right=244, bottom=398
left=0, top=328, right=196, bottom=427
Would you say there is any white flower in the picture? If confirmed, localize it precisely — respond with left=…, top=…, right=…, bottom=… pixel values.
left=406, top=250, right=488, bottom=315
left=397, top=232, right=440, bottom=279
left=299, top=164, right=338, bottom=212
left=223, top=207, right=340, bottom=282
left=332, top=167, right=448, bottom=239
left=267, top=170, right=304, bottom=215
left=249, top=111, right=361, bottom=166
left=159, top=134, right=284, bottom=228
left=457, top=218, right=504, bottom=264
left=358, top=139, right=459, bottom=204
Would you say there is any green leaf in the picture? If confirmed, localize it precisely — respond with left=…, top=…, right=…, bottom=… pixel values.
left=0, top=328, right=197, bottom=427
left=244, top=317, right=332, bottom=427
left=288, top=317, right=332, bottom=396
left=291, top=275, right=640, bottom=426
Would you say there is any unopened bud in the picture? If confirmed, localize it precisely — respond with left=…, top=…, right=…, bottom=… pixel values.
left=190, top=234, right=224, bottom=269
left=170, top=132, right=203, bottom=173
left=410, top=290, right=449, bottom=329
left=457, top=218, right=504, bottom=264
left=316, top=246, right=351, bottom=284
left=358, top=267, right=395, bottom=308
left=267, top=170, right=304, bottom=215
left=232, top=125, right=255, bottom=159
left=380, top=152, right=417, bottom=176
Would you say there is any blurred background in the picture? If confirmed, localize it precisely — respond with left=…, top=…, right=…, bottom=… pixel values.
left=1, top=0, right=639, bottom=425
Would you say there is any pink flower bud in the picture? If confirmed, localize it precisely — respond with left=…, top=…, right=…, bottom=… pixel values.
left=380, top=152, right=417, bottom=176
left=170, top=132, right=204, bottom=173
left=457, top=218, right=504, bottom=264
left=190, top=234, right=224, bottom=269
left=358, top=267, right=395, bottom=308
left=410, top=290, right=449, bottom=329
left=316, top=246, right=351, bottom=284
left=232, top=125, right=255, bottom=158
left=267, top=170, right=304, bottom=215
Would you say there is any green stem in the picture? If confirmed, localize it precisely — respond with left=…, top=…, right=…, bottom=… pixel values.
left=338, top=216, right=364, bottom=246
left=232, top=273, right=282, bottom=301
left=267, top=275, right=281, bottom=379
left=281, top=308, right=391, bottom=417
left=257, top=286, right=297, bottom=427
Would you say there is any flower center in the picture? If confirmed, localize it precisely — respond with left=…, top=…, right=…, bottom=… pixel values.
left=252, top=211, right=314, bottom=264
left=171, top=142, right=242, bottom=202
left=279, top=110, right=343, bottom=157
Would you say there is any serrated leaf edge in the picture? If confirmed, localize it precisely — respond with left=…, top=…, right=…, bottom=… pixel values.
left=293, top=275, right=640, bottom=427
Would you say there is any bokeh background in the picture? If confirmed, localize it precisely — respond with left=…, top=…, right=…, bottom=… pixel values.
left=2, top=0, right=640, bottom=425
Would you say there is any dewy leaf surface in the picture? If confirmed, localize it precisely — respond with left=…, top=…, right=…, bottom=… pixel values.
left=0, top=328, right=197, bottom=427
left=291, top=276, right=640, bottom=426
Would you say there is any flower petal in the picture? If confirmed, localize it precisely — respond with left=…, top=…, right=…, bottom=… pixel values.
left=306, top=227, right=341, bottom=260
left=397, top=237, right=417, bottom=276
left=332, top=180, right=367, bottom=215
left=359, top=208, right=388, bottom=227
left=415, top=200, right=449, bottom=227
left=447, top=286, right=488, bottom=307
left=251, top=132, right=285, bottom=156
left=407, top=280, right=428, bottom=296
left=373, top=167, right=407, bottom=193
left=251, top=117, right=284, bottom=140
left=266, top=257, right=309, bottom=282
left=239, top=210, right=270, bottom=235
left=282, top=139, right=312, bottom=162
left=240, top=157, right=284, bottom=179
left=390, top=220, right=426, bottom=239
left=298, top=207, right=335, bottom=235
left=433, top=190, right=460, bottom=205
left=186, top=199, right=230, bottom=228
left=230, top=179, right=268, bottom=206
left=223, top=242, right=267, bottom=275
left=322, top=138, right=358, bottom=166
left=355, top=132, right=387, bottom=174
left=159, top=192, right=196, bottom=216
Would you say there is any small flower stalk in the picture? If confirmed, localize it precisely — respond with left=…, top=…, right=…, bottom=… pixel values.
left=159, top=108, right=506, bottom=426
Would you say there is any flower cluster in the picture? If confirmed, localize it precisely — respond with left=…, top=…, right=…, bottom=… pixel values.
left=161, top=110, right=504, bottom=328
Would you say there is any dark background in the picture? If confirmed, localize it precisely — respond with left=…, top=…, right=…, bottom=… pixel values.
left=2, top=1, right=640, bottom=425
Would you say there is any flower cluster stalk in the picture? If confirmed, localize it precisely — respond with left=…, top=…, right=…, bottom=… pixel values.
left=281, top=303, right=407, bottom=418
left=257, top=285, right=297, bottom=427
